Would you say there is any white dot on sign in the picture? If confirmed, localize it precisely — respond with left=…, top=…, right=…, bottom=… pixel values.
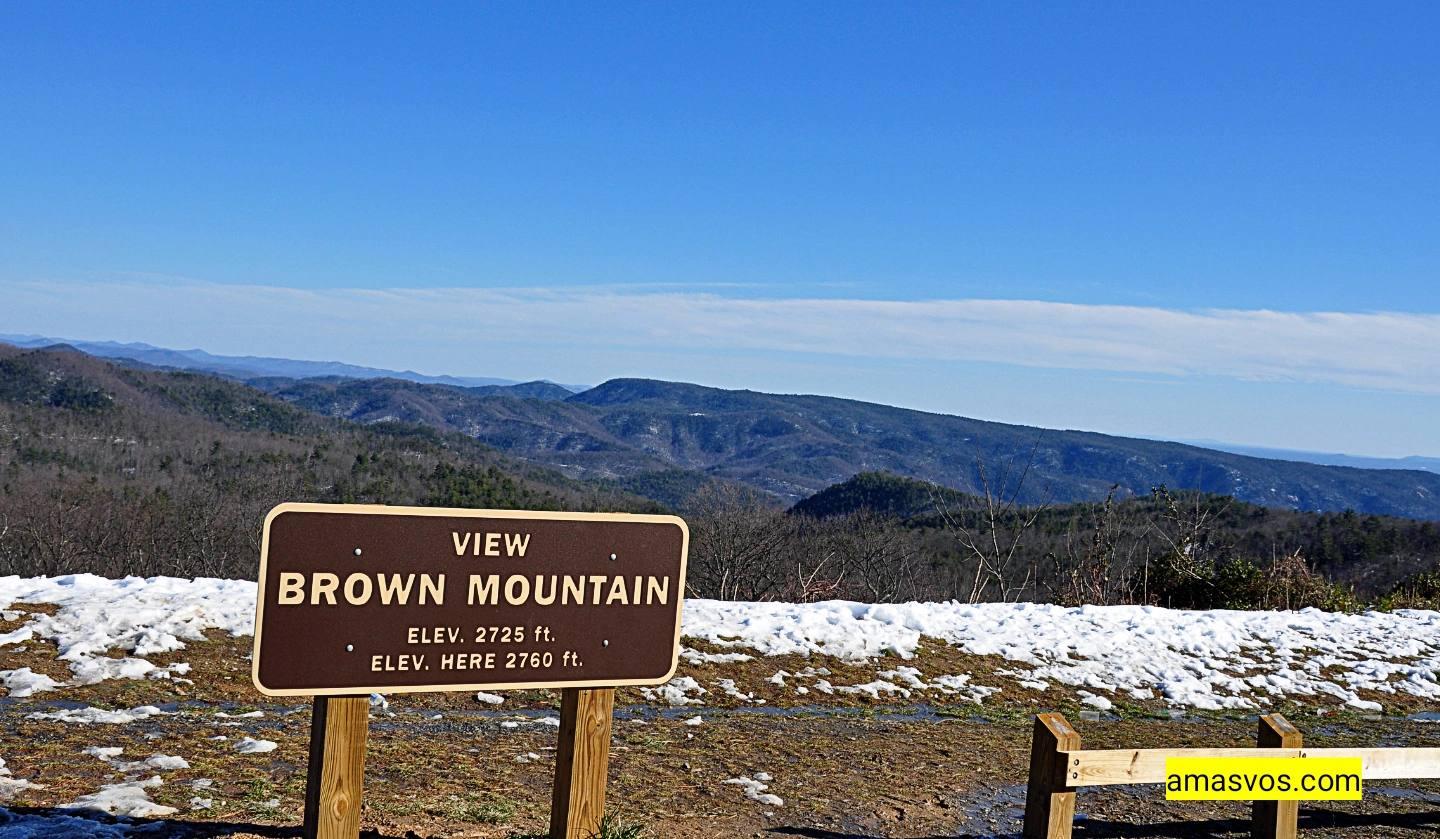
left=354, top=548, right=363, bottom=556
left=346, top=644, right=354, bottom=652
left=609, top=553, right=616, bottom=561
left=602, top=639, right=609, bottom=647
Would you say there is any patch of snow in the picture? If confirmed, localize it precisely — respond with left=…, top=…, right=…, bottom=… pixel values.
left=234, top=738, right=277, bottom=754
left=501, top=716, right=560, bottom=729
left=82, top=746, right=188, bottom=775
left=115, top=755, right=188, bottom=773
left=714, top=678, right=761, bottom=703
left=0, top=626, right=35, bottom=645
left=640, top=676, right=707, bottom=706
left=722, top=774, right=783, bottom=806
left=1, top=667, right=61, bottom=697
left=832, top=679, right=909, bottom=700
left=680, top=647, right=753, bottom=665
left=0, top=755, right=45, bottom=801
left=475, top=691, right=505, bottom=705
left=0, top=574, right=254, bottom=689
left=27, top=705, right=170, bottom=725
left=64, top=775, right=177, bottom=818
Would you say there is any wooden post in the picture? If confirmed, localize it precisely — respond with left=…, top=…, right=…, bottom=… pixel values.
left=550, top=687, right=616, bottom=839
left=1252, top=714, right=1302, bottom=839
left=304, top=695, right=370, bottom=839
left=1024, top=712, right=1081, bottom=839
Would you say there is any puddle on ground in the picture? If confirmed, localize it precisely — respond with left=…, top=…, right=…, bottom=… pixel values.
left=1370, top=785, right=1440, bottom=803
left=944, top=781, right=1027, bottom=838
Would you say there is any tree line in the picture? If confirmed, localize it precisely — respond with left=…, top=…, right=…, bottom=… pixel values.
left=683, top=475, right=1440, bottom=611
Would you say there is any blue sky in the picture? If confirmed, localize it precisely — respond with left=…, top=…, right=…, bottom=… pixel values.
left=2, top=3, right=1437, bottom=456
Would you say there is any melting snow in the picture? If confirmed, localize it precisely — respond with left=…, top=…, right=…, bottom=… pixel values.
left=0, top=755, right=45, bottom=801
left=640, top=676, right=707, bottom=706
left=2, top=576, right=1436, bottom=711
left=722, top=773, right=783, bottom=806
left=27, top=705, right=171, bottom=725
left=234, top=738, right=277, bottom=754
left=684, top=599, right=1440, bottom=710
left=0, top=668, right=61, bottom=697
left=64, top=776, right=177, bottom=818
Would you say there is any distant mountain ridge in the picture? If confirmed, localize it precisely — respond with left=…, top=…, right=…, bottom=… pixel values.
left=0, top=333, right=584, bottom=391
left=5, top=336, right=1437, bottom=519
left=1178, top=439, right=1440, bottom=474
left=259, top=374, right=1440, bottom=519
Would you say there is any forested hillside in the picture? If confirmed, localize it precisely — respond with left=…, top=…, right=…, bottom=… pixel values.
left=252, top=375, right=1440, bottom=518
left=0, top=345, right=653, bottom=580
left=786, top=472, right=1440, bottom=605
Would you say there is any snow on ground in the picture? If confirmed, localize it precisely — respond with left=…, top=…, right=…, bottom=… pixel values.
left=722, top=772, right=783, bottom=806
left=0, top=668, right=61, bottom=698
left=2, top=575, right=1439, bottom=712
left=233, top=738, right=277, bottom=754
left=639, top=675, right=707, bottom=706
left=0, top=574, right=253, bottom=694
left=65, top=776, right=177, bottom=819
left=26, top=706, right=171, bottom=725
left=684, top=599, right=1440, bottom=711
left=0, top=756, right=45, bottom=801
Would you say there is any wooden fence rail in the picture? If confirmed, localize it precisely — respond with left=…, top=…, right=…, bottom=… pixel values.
left=1024, top=712, right=1440, bottom=839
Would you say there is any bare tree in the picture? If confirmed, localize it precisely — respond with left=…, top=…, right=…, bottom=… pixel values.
left=1144, top=485, right=1232, bottom=605
left=684, top=483, right=793, bottom=601
left=828, top=510, right=922, bottom=602
left=936, top=437, right=1051, bottom=602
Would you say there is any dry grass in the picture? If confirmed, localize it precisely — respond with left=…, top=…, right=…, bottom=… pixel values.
left=3, top=621, right=1439, bottom=837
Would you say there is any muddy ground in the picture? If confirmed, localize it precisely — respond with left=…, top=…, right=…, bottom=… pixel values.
left=1, top=627, right=1437, bottom=837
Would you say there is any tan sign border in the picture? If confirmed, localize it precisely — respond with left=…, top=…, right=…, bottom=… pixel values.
left=251, top=502, right=689, bottom=698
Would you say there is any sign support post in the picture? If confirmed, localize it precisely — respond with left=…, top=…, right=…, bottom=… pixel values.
left=549, top=687, right=617, bottom=839
left=304, top=696, right=370, bottom=839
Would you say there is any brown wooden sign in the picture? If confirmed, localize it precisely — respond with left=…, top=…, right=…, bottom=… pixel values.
left=252, top=503, right=688, bottom=697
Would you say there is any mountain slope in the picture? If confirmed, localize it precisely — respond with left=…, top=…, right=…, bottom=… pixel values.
left=0, top=345, right=654, bottom=579
left=258, top=374, right=1440, bottom=518
left=0, top=333, right=569, bottom=389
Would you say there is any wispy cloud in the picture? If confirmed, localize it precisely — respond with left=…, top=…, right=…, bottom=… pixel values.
left=4, top=279, right=1437, bottom=395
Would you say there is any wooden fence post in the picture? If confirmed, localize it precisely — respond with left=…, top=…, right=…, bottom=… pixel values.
left=1024, top=712, right=1081, bottom=839
left=550, top=687, right=616, bottom=839
left=304, top=695, right=370, bottom=839
left=1252, top=714, right=1302, bottom=839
